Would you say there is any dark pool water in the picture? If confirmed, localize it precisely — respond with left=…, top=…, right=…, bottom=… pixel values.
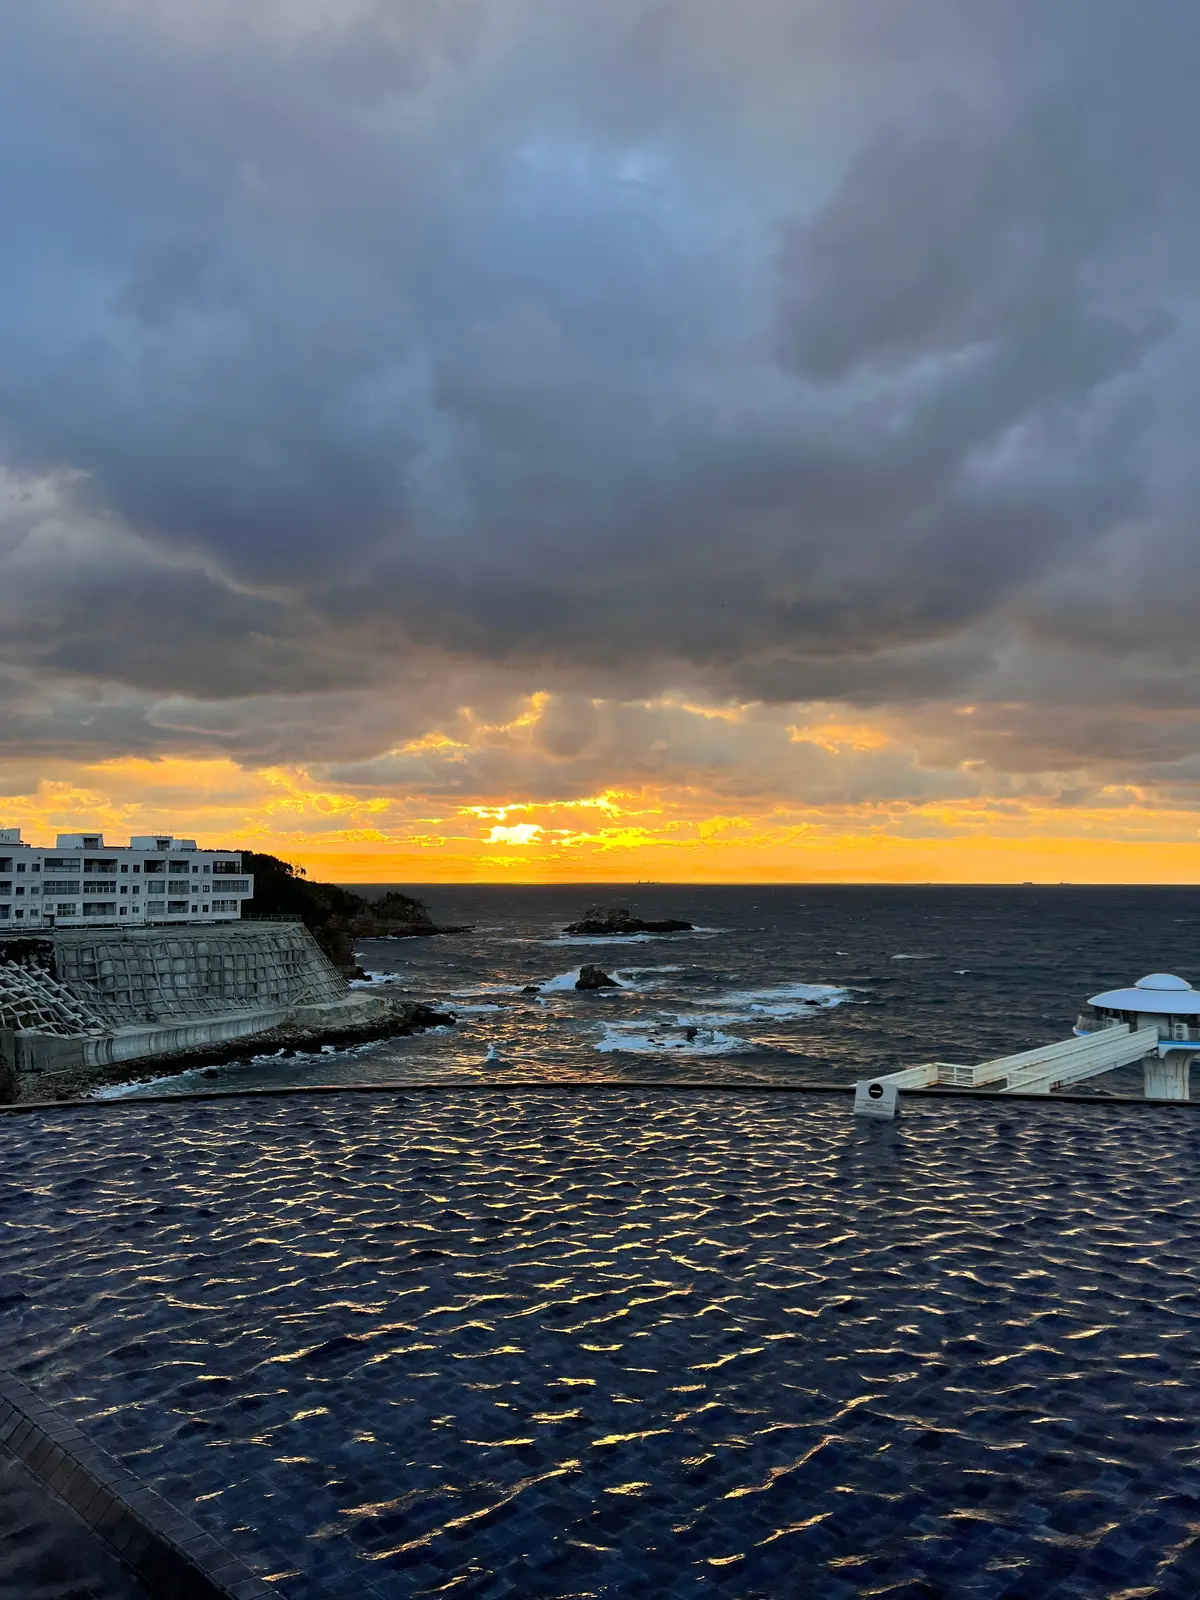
left=3, top=1091, right=1200, bottom=1599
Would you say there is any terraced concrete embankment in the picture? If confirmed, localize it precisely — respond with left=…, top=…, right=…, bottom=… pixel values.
left=0, top=923, right=394, bottom=1100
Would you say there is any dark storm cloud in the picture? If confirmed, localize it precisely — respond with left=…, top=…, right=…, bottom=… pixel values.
left=2, top=0, right=1200, bottom=788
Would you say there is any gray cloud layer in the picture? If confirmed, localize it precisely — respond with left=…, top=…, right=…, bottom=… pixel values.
left=3, top=0, right=1200, bottom=801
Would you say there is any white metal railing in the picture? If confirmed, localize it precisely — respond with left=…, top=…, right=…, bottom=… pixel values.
left=855, top=1025, right=1162, bottom=1115
left=1074, top=1012, right=1123, bottom=1034
left=1078, top=1012, right=1200, bottom=1043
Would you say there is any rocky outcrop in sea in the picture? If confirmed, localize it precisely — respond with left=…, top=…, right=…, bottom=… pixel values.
left=563, top=906, right=693, bottom=936
left=575, top=964, right=620, bottom=990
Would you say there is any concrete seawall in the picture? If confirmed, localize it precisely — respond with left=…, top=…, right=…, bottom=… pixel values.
left=0, top=923, right=399, bottom=1100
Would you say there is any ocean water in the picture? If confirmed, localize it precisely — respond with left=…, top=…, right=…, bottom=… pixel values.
left=118, top=885, right=1200, bottom=1096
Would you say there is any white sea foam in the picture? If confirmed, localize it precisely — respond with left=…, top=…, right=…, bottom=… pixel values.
left=541, top=967, right=584, bottom=992
left=690, top=981, right=851, bottom=1022
left=891, top=953, right=933, bottom=961
left=349, top=970, right=403, bottom=988
left=594, top=1023, right=747, bottom=1056
left=610, top=966, right=681, bottom=993
left=91, top=1073, right=180, bottom=1099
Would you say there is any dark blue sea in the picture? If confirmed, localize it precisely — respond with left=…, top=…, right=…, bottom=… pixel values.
left=114, top=884, right=1200, bottom=1095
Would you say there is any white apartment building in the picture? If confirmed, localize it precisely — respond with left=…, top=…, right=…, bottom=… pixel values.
left=0, top=830, right=253, bottom=929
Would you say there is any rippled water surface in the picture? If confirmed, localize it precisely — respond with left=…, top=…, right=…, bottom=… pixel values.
left=102, top=885, right=1200, bottom=1096
left=4, top=1092, right=1200, bottom=1599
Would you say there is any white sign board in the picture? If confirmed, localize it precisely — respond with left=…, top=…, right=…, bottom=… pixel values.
left=854, top=1078, right=900, bottom=1118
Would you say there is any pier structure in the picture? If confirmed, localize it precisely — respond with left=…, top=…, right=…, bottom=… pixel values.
left=855, top=971, right=1200, bottom=1116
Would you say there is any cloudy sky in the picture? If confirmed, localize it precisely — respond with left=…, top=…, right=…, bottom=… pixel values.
left=3, top=0, right=1200, bottom=880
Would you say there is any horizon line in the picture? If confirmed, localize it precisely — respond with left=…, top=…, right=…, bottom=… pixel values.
left=328, top=878, right=1200, bottom=889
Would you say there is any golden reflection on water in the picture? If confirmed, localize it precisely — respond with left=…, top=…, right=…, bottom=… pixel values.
left=2, top=1093, right=1200, bottom=1597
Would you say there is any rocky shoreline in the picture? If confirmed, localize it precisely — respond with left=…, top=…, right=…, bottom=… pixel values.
left=11, top=999, right=456, bottom=1104
left=241, top=856, right=471, bottom=976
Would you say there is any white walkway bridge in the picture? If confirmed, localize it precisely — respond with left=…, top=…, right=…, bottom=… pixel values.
left=855, top=971, right=1200, bottom=1116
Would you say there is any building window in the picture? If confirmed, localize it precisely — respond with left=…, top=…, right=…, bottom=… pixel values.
left=211, top=898, right=238, bottom=912
left=147, top=881, right=165, bottom=895
left=144, top=859, right=164, bottom=874
left=44, top=881, right=81, bottom=894
left=55, top=903, right=78, bottom=915
left=0, top=907, right=8, bottom=920
left=167, top=900, right=189, bottom=913
left=83, top=902, right=117, bottom=917
left=169, top=862, right=190, bottom=876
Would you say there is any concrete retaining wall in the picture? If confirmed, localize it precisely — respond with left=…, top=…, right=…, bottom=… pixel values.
left=0, top=924, right=390, bottom=1098
left=51, top=922, right=348, bottom=1023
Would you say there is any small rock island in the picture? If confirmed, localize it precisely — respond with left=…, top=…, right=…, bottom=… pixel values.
left=563, top=905, right=693, bottom=936
left=575, top=964, right=620, bottom=990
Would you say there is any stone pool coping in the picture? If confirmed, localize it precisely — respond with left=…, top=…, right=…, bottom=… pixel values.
left=0, top=1369, right=274, bottom=1600
left=1, top=1077, right=1197, bottom=1113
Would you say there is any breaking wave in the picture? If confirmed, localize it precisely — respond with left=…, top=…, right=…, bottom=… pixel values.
left=594, top=1022, right=748, bottom=1056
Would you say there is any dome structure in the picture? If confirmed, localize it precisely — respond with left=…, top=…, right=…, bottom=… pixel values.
left=1089, top=973, right=1200, bottom=1014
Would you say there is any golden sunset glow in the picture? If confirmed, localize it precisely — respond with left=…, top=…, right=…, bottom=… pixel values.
left=4, top=734, right=1200, bottom=884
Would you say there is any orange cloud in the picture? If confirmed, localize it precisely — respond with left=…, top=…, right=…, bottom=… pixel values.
left=2, top=749, right=1199, bottom=884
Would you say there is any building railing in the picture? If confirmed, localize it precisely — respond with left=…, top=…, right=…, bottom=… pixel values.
left=1077, top=1011, right=1200, bottom=1043
left=1161, top=1022, right=1200, bottom=1043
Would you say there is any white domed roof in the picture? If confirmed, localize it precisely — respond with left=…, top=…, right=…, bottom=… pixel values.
left=1090, top=972, right=1200, bottom=1014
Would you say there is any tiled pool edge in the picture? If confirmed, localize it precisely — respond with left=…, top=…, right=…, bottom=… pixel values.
left=2, top=1077, right=1199, bottom=1111
left=0, top=1369, right=277, bottom=1600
